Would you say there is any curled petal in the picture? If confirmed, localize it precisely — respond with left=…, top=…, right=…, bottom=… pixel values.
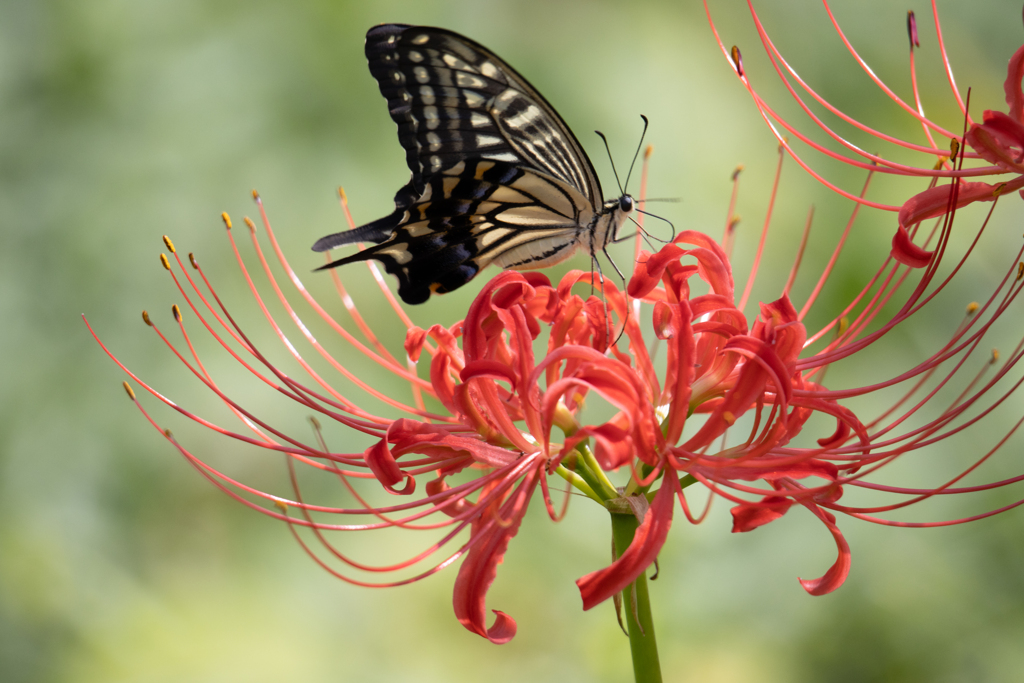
left=966, top=113, right=1024, bottom=172
left=898, top=178, right=1024, bottom=229
left=797, top=505, right=852, bottom=596
left=364, top=437, right=416, bottom=495
left=404, top=326, right=427, bottom=362
left=628, top=245, right=685, bottom=298
left=891, top=224, right=934, bottom=268
left=731, top=495, right=793, bottom=532
left=576, top=474, right=679, bottom=611
left=1003, top=43, right=1024, bottom=123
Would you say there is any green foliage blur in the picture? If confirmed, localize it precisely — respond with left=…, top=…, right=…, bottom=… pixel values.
left=2, top=1, right=1023, bottom=681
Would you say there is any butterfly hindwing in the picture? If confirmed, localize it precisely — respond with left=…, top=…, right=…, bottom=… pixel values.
left=316, top=160, right=597, bottom=304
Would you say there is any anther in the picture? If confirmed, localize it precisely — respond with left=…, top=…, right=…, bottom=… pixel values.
left=162, top=235, right=176, bottom=253
left=1017, top=262, right=1024, bottom=281
left=172, top=304, right=182, bottom=322
left=644, top=144, right=653, bottom=160
left=730, top=45, right=744, bottom=76
left=906, top=11, right=919, bottom=50
left=722, top=411, right=736, bottom=425
left=123, top=381, right=136, bottom=400
left=252, top=189, right=261, bottom=202
left=274, top=500, right=289, bottom=513
left=163, top=429, right=173, bottom=438
left=732, top=165, right=744, bottom=180
left=949, top=138, right=960, bottom=162
left=188, top=253, right=199, bottom=269
left=338, top=187, right=348, bottom=202
left=142, top=310, right=153, bottom=326
left=991, top=349, right=1000, bottom=364
left=221, top=212, right=232, bottom=230
left=160, top=253, right=171, bottom=270
left=837, top=316, right=850, bottom=336
left=244, top=216, right=257, bottom=233
left=309, top=416, right=322, bottom=430
left=966, top=302, right=980, bottom=315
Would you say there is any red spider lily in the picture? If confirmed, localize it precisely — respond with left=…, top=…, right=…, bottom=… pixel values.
left=704, top=0, right=1024, bottom=268
left=87, top=133, right=1024, bottom=644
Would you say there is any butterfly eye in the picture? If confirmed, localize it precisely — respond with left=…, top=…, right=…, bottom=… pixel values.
left=619, top=195, right=634, bottom=213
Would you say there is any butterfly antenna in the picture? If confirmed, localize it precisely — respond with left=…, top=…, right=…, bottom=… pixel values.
left=623, top=115, right=649, bottom=192
left=637, top=209, right=676, bottom=242
left=595, top=130, right=625, bottom=195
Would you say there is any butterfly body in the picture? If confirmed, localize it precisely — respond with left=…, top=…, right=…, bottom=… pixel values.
left=313, top=24, right=634, bottom=305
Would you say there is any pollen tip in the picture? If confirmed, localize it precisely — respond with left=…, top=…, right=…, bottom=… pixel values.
left=188, top=252, right=199, bottom=269
left=644, top=144, right=654, bottom=159
left=838, top=316, right=850, bottom=336
left=906, top=11, right=920, bottom=49
left=252, top=189, right=261, bottom=201
left=1017, top=262, right=1023, bottom=281
left=730, top=45, right=744, bottom=77
left=966, top=301, right=980, bottom=315
left=142, top=310, right=152, bottom=326
left=274, top=499, right=289, bottom=512
left=162, top=235, right=176, bottom=253
left=309, top=415, right=322, bottom=430
left=731, top=165, right=744, bottom=181
left=159, top=253, right=171, bottom=271
left=949, top=138, right=960, bottom=161
left=172, top=304, right=182, bottom=322
left=338, top=186, right=347, bottom=202
left=244, top=216, right=257, bottom=233
left=221, top=212, right=233, bottom=230
left=123, top=381, right=136, bottom=400
left=991, top=349, right=1000, bottom=364
left=722, top=410, right=736, bottom=425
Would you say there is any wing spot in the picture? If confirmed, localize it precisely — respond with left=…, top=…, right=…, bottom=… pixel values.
left=475, top=134, right=502, bottom=148
left=429, top=155, right=442, bottom=172
left=407, top=50, right=424, bottom=62
left=479, top=61, right=500, bottom=79
left=426, top=132, right=442, bottom=151
left=442, top=54, right=472, bottom=71
left=463, top=90, right=485, bottom=107
left=414, top=66, right=430, bottom=83
left=410, top=34, right=430, bottom=45
left=419, top=85, right=436, bottom=105
left=455, top=72, right=487, bottom=89
left=484, top=152, right=519, bottom=163
left=422, top=105, right=439, bottom=129
left=470, top=112, right=489, bottom=128
left=391, top=71, right=405, bottom=84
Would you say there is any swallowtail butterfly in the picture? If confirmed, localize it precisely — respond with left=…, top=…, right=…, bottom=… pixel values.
left=312, top=24, right=636, bottom=305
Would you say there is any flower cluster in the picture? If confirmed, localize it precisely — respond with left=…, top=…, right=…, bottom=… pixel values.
left=89, top=146, right=1024, bottom=641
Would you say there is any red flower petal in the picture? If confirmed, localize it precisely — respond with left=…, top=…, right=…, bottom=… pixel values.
left=797, top=505, right=852, bottom=596
left=1003, top=43, right=1024, bottom=123
left=891, top=224, right=933, bottom=268
left=731, top=495, right=793, bottom=532
left=576, top=474, right=679, bottom=610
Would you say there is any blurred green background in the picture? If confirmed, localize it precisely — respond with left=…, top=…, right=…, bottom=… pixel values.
left=3, top=0, right=1024, bottom=681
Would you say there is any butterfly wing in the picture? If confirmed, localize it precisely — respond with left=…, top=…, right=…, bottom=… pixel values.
left=316, top=159, right=598, bottom=305
left=312, top=24, right=610, bottom=301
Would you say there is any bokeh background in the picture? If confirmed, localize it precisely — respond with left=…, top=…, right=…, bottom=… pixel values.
left=3, top=0, right=1024, bottom=681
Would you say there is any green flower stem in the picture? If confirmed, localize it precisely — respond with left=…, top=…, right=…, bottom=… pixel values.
left=611, top=511, right=662, bottom=683
left=580, top=445, right=619, bottom=500
left=553, top=463, right=604, bottom=505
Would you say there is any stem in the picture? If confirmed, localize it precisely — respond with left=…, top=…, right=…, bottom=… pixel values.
left=611, top=512, right=662, bottom=683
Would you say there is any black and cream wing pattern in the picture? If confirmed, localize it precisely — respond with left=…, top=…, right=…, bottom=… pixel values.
left=312, top=24, right=634, bottom=305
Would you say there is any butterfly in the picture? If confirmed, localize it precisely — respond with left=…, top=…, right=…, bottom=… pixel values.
left=312, top=24, right=636, bottom=305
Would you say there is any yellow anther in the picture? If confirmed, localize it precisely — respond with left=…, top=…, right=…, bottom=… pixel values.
left=966, top=302, right=980, bottom=315
left=837, top=316, right=850, bottom=336
left=274, top=500, right=289, bottom=513
left=309, top=416, right=322, bottom=430
left=159, top=253, right=170, bottom=270
left=123, top=381, right=136, bottom=400
left=172, top=304, right=182, bottom=322
left=1017, top=262, right=1024, bottom=281
left=732, top=165, right=744, bottom=180
left=221, top=212, right=232, bottom=230
left=990, top=349, right=1000, bottom=364
left=244, top=216, right=257, bottom=233
left=644, top=144, right=654, bottom=159
left=722, top=411, right=736, bottom=425
left=932, top=156, right=948, bottom=171
left=338, top=186, right=347, bottom=202
left=162, top=236, right=176, bottom=253
left=163, top=428, right=173, bottom=438
left=949, top=138, right=960, bottom=162
left=728, top=216, right=741, bottom=231
left=142, top=310, right=152, bottom=326
left=188, top=253, right=198, bottom=269
left=730, top=45, right=744, bottom=76
left=252, top=189, right=261, bottom=201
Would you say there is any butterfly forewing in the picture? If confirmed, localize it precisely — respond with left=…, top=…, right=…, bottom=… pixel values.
left=365, top=24, right=603, bottom=205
